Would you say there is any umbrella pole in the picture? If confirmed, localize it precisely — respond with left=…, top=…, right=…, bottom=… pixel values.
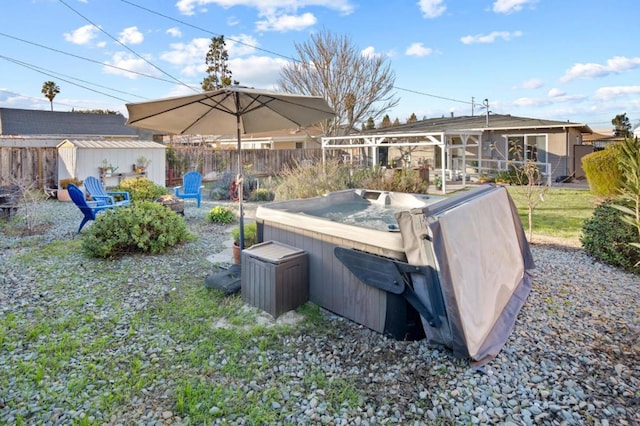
left=236, top=109, right=245, bottom=250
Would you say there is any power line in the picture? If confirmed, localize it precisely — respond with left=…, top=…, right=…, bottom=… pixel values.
left=0, top=88, right=90, bottom=110
left=0, top=55, right=148, bottom=102
left=118, top=0, right=295, bottom=62
left=58, top=0, right=197, bottom=93
left=0, top=32, right=184, bottom=86
left=119, top=0, right=474, bottom=107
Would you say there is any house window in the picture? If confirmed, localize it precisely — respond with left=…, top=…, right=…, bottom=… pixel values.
left=504, top=134, right=547, bottom=163
left=295, top=142, right=303, bottom=149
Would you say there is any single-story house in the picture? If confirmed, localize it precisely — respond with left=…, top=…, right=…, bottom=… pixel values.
left=321, top=114, right=593, bottom=187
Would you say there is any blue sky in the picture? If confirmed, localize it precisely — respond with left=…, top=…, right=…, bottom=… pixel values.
left=1, top=0, right=639, bottom=131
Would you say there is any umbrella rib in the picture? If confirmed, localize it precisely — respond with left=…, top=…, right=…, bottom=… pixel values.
left=239, top=95, right=333, bottom=128
left=181, top=93, right=239, bottom=134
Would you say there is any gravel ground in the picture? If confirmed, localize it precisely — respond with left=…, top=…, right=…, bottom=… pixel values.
left=1, top=199, right=639, bottom=425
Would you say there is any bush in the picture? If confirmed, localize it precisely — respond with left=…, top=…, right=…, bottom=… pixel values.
left=582, top=146, right=623, bottom=197
left=273, top=159, right=352, bottom=200
left=273, top=160, right=431, bottom=200
left=581, top=199, right=640, bottom=274
left=206, top=206, right=235, bottom=224
left=115, top=177, right=169, bottom=202
left=82, top=202, right=193, bottom=258
left=248, top=188, right=274, bottom=202
left=231, top=221, right=258, bottom=247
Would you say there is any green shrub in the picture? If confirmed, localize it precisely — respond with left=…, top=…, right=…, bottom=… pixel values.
left=115, top=177, right=169, bottom=202
left=82, top=202, right=193, bottom=258
left=581, top=199, right=640, bottom=274
left=582, top=147, right=623, bottom=197
left=231, top=221, right=258, bottom=247
left=248, top=188, right=274, bottom=202
left=206, top=206, right=235, bottom=224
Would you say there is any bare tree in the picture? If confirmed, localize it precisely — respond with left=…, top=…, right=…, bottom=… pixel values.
left=278, top=30, right=399, bottom=136
left=41, top=81, right=60, bottom=111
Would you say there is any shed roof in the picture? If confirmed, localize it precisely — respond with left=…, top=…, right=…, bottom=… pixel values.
left=57, top=139, right=166, bottom=149
left=0, top=107, right=138, bottom=136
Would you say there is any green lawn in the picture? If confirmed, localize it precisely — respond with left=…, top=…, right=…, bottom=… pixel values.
left=506, top=187, right=599, bottom=240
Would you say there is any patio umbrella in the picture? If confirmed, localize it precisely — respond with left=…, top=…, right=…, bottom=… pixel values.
left=125, top=85, right=336, bottom=249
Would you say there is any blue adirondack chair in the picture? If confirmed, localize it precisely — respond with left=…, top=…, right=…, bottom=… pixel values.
left=174, top=171, right=203, bottom=208
left=67, top=184, right=115, bottom=233
left=84, top=176, right=130, bottom=207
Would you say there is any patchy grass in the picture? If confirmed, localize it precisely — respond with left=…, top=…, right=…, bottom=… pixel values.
left=506, top=187, right=598, bottom=240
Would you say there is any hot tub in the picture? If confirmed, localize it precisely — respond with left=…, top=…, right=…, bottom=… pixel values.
left=255, top=189, right=446, bottom=339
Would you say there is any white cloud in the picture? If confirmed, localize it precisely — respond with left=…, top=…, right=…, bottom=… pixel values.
left=361, top=46, right=378, bottom=59
left=103, top=52, right=161, bottom=79
left=226, top=34, right=259, bottom=56
left=229, top=55, right=289, bottom=89
left=167, top=27, right=182, bottom=38
left=492, top=0, right=537, bottom=14
left=595, top=85, right=640, bottom=101
left=161, top=38, right=211, bottom=75
left=548, top=88, right=565, bottom=97
left=63, top=24, right=100, bottom=45
left=175, top=0, right=355, bottom=17
left=118, top=26, right=144, bottom=45
left=517, top=78, right=543, bottom=89
left=405, top=42, right=433, bottom=57
left=460, top=30, right=522, bottom=44
left=560, top=56, right=640, bottom=82
left=512, top=92, right=585, bottom=108
left=161, top=35, right=258, bottom=76
left=256, top=12, right=317, bottom=32
left=418, top=0, right=446, bottom=18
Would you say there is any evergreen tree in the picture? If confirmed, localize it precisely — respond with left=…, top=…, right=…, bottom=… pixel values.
left=380, top=114, right=391, bottom=128
left=201, top=35, right=233, bottom=91
left=365, top=117, right=376, bottom=130
left=407, top=113, right=418, bottom=124
left=612, top=113, right=632, bottom=137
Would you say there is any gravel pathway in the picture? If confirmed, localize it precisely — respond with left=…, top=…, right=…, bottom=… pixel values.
left=1, top=199, right=639, bottom=425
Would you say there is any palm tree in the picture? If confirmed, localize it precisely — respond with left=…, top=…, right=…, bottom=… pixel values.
left=41, top=81, right=60, bottom=111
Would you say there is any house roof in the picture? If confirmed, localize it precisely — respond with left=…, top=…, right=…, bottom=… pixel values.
left=370, top=114, right=592, bottom=134
left=582, top=133, right=627, bottom=143
left=0, top=107, right=138, bottom=137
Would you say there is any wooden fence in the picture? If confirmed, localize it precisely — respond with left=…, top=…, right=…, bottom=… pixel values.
left=0, top=146, right=338, bottom=189
left=0, top=147, right=58, bottom=189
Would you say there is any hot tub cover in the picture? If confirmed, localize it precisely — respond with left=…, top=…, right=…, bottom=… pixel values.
left=396, top=184, right=535, bottom=365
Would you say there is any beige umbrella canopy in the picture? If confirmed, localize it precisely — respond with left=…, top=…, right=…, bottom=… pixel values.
left=126, top=86, right=336, bottom=248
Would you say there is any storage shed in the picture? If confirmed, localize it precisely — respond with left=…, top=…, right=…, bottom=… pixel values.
left=57, top=139, right=166, bottom=188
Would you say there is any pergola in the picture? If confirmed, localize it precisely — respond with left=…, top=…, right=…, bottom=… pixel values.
left=321, top=131, right=483, bottom=193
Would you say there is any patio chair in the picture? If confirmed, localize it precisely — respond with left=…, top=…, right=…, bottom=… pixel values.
left=84, top=176, right=130, bottom=207
left=174, top=171, right=203, bottom=208
left=67, top=184, right=116, bottom=233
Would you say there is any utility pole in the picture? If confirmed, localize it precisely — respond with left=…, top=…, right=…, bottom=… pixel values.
left=482, top=98, right=490, bottom=127
left=471, top=97, right=475, bottom=116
